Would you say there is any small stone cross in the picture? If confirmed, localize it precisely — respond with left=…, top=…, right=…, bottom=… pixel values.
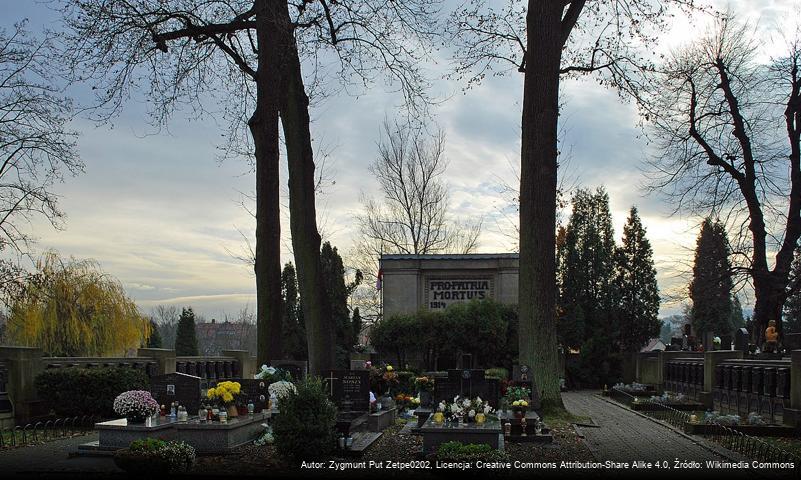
left=325, top=371, right=339, bottom=396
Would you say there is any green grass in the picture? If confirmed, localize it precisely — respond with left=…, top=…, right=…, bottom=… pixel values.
left=540, top=406, right=590, bottom=427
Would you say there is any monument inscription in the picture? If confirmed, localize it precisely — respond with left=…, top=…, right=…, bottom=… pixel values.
left=426, top=277, right=494, bottom=309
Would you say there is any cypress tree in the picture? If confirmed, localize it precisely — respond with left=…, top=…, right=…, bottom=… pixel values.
left=689, top=219, right=734, bottom=337
left=614, top=206, right=660, bottom=352
left=319, top=242, right=362, bottom=368
left=146, top=319, right=162, bottom=348
left=174, top=307, right=198, bottom=356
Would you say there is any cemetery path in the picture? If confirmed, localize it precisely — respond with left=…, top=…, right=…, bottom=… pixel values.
left=562, top=391, right=739, bottom=465
left=0, top=432, right=123, bottom=476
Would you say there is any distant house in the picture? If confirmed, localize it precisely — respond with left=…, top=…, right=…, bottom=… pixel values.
left=195, top=319, right=256, bottom=356
left=640, top=338, right=666, bottom=353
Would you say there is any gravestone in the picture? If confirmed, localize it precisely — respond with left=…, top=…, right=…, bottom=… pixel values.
left=236, top=379, right=271, bottom=412
left=269, top=360, right=307, bottom=381
left=324, top=370, right=370, bottom=412
left=150, top=372, right=202, bottom=413
left=432, top=369, right=500, bottom=407
left=512, top=364, right=542, bottom=411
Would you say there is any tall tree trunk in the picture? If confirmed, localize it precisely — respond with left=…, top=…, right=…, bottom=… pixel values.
left=275, top=1, right=334, bottom=376
left=754, top=273, right=790, bottom=344
left=518, top=0, right=564, bottom=410
left=251, top=0, right=282, bottom=366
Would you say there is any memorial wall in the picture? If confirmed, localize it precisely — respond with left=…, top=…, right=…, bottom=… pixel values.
left=380, top=254, right=519, bottom=317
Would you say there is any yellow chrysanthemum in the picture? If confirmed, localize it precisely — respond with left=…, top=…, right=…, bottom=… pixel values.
left=222, top=392, right=234, bottom=403
left=206, top=387, right=216, bottom=398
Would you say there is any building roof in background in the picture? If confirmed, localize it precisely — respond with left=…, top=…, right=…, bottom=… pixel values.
left=641, top=338, right=666, bottom=353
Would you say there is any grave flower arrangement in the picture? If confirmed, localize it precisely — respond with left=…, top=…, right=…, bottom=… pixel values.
left=113, top=438, right=195, bottom=474
left=394, top=393, right=419, bottom=412
left=113, top=390, right=159, bottom=423
left=369, top=363, right=399, bottom=395
left=649, top=392, right=687, bottom=404
left=206, top=380, right=243, bottom=414
left=701, top=411, right=766, bottom=426
left=414, top=376, right=435, bottom=392
left=437, top=396, right=494, bottom=423
left=268, top=380, right=297, bottom=400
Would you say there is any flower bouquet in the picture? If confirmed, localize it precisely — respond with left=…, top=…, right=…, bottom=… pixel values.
left=436, top=396, right=495, bottom=425
left=206, top=381, right=243, bottom=417
left=114, top=390, right=159, bottom=423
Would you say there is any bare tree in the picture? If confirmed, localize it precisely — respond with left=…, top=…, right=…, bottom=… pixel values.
left=641, top=15, right=801, bottom=343
left=350, top=119, right=482, bottom=319
left=448, top=0, right=697, bottom=408
left=151, top=304, right=180, bottom=349
left=357, top=119, right=481, bottom=256
left=0, top=23, right=82, bottom=256
left=58, top=0, right=440, bottom=375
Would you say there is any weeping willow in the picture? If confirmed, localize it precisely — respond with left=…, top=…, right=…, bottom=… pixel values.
left=5, top=252, right=150, bottom=356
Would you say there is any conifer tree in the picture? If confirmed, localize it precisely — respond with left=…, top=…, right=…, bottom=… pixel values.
left=146, top=319, right=163, bottom=348
left=558, top=188, right=617, bottom=385
left=319, top=242, right=362, bottom=368
left=174, top=307, right=198, bottom=356
left=351, top=307, right=363, bottom=347
left=281, top=262, right=307, bottom=360
left=689, top=219, right=734, bottom=337
left=614, top=207, right=660, bottom=352
left=785, top=247, right=801, bottom=333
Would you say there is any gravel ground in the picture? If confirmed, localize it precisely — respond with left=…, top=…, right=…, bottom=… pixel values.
left=191, top=415, right=596, bottom=478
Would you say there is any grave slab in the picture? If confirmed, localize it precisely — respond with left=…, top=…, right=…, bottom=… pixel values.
left=418, top=417, right=503, bottom=454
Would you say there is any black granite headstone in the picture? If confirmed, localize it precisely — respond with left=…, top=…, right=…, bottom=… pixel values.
left=236, top=379, right=271, bottom=412
left=429, top=369, right=500, bottom=408
left=325, top=370, right=370, bottom=412
left=150, top=372, right=202, bottom=413
left=735, top=328, right=749, bottom=353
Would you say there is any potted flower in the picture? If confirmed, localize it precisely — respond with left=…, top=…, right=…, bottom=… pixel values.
left=113, top=390, right=159, bottom=424
left=206, top=381, right=243, bottom=418
left=414, top=376, right=435, bottom=406
left=113, top=438, right=195, bottom=474
left=505, top=386, right=531, bottom=418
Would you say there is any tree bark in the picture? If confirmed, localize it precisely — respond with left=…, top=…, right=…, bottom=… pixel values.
left=251, top=0, right=282, bottom=366
left=518, top=0, right=564, bottom=410
left=274, top=1, right=335, bottom=376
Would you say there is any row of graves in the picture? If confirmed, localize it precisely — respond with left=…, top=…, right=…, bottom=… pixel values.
left=650, top=357, right=797, bottom=436
left=81, top=355, right=554, bottom=458
left=79, top=360, right=308, bottom=455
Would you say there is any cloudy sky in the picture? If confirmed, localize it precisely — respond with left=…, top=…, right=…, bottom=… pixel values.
left=0, top=0, right=796, bottom=320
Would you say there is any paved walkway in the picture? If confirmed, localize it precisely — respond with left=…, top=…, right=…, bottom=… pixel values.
left=0, top=432, right=122, bottom=476
left=562, top=391, right=735, bottom=463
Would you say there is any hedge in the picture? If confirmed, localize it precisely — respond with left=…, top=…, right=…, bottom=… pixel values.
left=35, top=367, right=150, bottom=418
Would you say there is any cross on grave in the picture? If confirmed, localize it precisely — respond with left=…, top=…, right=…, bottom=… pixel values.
left=325, top=371, right=340, bottom=396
